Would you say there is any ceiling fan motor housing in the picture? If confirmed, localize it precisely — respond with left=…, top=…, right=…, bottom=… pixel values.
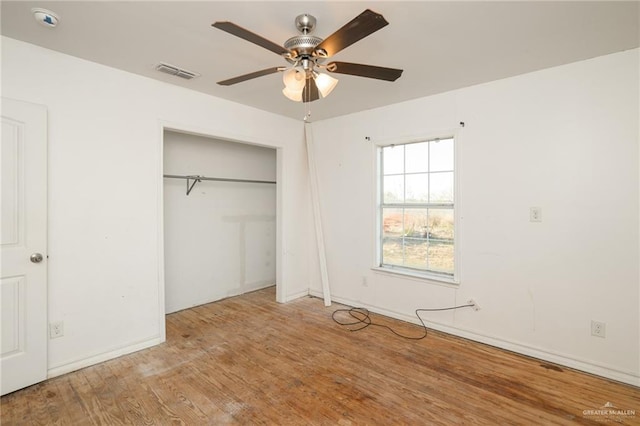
left=284, top=14, right=327, bottom=63
left=284, top=35, right=323, bottom=56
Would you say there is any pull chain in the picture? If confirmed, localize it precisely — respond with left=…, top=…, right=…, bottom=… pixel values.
left=302, top=78, right=312, bottom=122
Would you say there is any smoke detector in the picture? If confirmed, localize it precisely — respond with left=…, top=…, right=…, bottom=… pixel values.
left=32, top=8, right=59, bottom=28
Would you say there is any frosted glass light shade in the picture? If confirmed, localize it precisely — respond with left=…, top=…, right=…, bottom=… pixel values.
left=314, top=73, right=338, bottom=98
left=282, top=86, right=303, bottom=102
left=282, top=68, right=306, bottom=90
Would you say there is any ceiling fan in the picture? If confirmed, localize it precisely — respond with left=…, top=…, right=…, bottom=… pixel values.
left=212, top=9, right=403, bottom=102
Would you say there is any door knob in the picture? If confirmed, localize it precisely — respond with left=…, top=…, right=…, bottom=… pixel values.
left=30, top=253, right=44, bottom=263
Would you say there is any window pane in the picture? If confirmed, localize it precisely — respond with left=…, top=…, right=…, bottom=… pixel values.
left=383, top=175, right=404, bottom=203
left=428, top=209, right=454, bottom=240
left=427, top=242, right=454, bottom=274
left=404, top=237, right=428, bottom=269
left=404, top=208, right=428, bottom=238
left=382, top=237, right=404, bottom=266
left=405, top=142, right=428, bottom=173
left=382, top=208, right=404, bottom=237
left=383, top=145, right=404, bottom=175
left=429, top=172, right=453, bottom=203
left=405, top=173, right=428, bottom=203
left=430, top=138, right=454, bottom=172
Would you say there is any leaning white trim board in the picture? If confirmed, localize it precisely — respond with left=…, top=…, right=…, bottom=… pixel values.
left=304, top=123, right=331, bottom=306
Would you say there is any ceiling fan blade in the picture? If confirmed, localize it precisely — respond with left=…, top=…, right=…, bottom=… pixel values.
left=327, top=62, right=403, bottom=82
left=314, top=9, right=389, bottom=58
left=212, top=21, right=289, bottom=56
left=302, top=78, right=320, bottom=102
left=217, top=67, right=284, bottom=86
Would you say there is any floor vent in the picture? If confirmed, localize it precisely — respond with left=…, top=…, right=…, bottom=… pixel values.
left=155, top=63, right=200, bottom=80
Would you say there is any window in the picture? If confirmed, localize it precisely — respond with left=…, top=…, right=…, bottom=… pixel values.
left=378, top=137, right=455, bottom=280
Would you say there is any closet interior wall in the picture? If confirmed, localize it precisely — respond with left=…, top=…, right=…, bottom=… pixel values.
left=163, top=130, right=277, bottom=314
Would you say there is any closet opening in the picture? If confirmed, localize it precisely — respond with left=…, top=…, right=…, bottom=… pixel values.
left=162, top=129, right=278, bottom=316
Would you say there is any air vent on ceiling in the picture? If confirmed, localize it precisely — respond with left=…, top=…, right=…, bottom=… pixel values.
left=155, top=63, right=200, bottom=80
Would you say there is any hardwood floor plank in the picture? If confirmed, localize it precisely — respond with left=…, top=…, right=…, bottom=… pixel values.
left=1, top=287, right=638, bottom=425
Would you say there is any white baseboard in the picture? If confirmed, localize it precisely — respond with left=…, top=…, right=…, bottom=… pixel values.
left=166, top=283, right=276, bottom=314
left=310, top=290, right=640, bottom=387
left=47, top=335, right=163, bottom=379
left=283, top=289, right=309, bottom=302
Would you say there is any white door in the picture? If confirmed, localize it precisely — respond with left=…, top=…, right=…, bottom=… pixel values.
left=1, top=98, right=48, bottom=395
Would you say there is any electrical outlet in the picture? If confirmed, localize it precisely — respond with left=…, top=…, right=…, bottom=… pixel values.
left=49, top=321, right=64, bottom=339
left=591, top=320, right=606, bottom=338
left=362, top=276, right=368, bottom=287
left=530, top=207, right=542, bottom=222
left=467, top=299, right=481, bottom=311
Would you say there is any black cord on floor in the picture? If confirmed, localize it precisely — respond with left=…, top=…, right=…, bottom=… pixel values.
left=331, top=303, right=474, bottom=340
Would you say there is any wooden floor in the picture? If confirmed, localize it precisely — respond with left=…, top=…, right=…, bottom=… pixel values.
left=2, top=287, right=639, bottom=425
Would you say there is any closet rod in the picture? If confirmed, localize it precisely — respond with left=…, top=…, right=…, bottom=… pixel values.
left=163, top=174, right=276, bottom=196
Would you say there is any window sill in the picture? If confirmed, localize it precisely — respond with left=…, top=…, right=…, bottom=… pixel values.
left=371, top=266, right=459, bottom=287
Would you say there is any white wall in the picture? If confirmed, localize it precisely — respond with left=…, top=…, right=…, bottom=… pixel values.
left=163, top=131, right=276, bottom=313
left=2, top=37, right=313, bottom=376
left=310, top=49, right=639, bottom=385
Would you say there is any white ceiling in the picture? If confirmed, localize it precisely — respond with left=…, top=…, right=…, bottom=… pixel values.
left=2, top=1, right=638, bottom=121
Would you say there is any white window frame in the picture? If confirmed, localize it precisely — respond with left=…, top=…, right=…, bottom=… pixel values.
left=372, top=132, right=460, bottom=285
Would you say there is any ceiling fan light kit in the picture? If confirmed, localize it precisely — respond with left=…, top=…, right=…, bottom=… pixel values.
left=313, top=72, right=339, bottom=98
left=282, top=68, right=306, bottom=90
left=212, top=9, right=403, bottom=103
left=282, top=86, right=303, bottom=102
